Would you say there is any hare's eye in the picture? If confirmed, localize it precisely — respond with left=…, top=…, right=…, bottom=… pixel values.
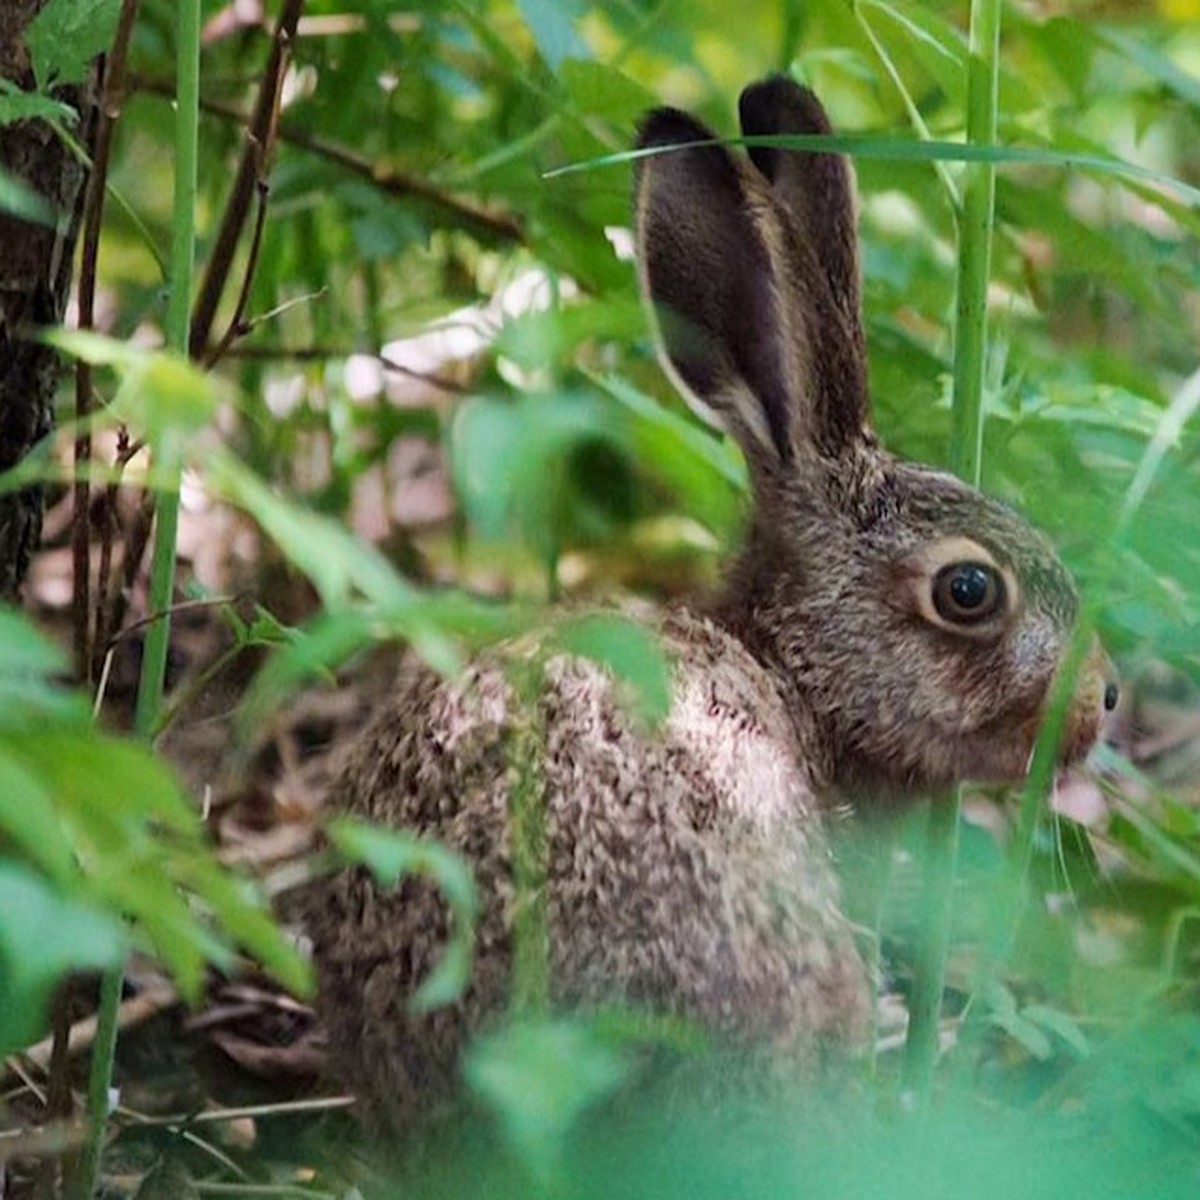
left=932, top=562, right=1004, bottom=625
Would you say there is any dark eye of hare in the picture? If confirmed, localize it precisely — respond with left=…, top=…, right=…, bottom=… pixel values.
left=932, top=562, right=1004, bottom=625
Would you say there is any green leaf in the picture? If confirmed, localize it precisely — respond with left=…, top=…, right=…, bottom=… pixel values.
left=44, top=331, right=218, bottom=451
left=26, top=0, right=121, bottom=90
left=450, top=391, right=634, bottom=566
left=208, top=454, right=430, bottom=612
left=1096, top=27, right=1200, bottom=111
left=172, top=858, right=311, bottom=998
left=0, top=606, right=69, bottom=678
left=0, top=747, right=75, bottom=886
left=559, top=61, right=656, bottom=129
left=465, top=1017, right=631, bottom=1183
left=0, top=85, right=77, bottom=128
left=1023, top=1004, right=1091, bottom=1058
left=553, top=613, right=671, bottom=726
left=13, top=731, right=197, bottom=834
left=329, top=819, right=478, bottom=1014
left=0, top=860, right=126, bottom=1055
left=0, top=165, right=55, bottom=226
left=514, top=0, right=588, bottom=70
left=861, top=0, right=966, bottom=107
left=590, top=372, right=747, bottom=538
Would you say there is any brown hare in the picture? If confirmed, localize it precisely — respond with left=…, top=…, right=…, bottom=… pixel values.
left=305, top=76, right=1113, bottom=1126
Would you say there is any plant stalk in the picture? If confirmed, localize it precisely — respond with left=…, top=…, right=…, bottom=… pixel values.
left=77, top=2, right=201, bottom=1196
left=904, top=0, right=1001, bottom=1102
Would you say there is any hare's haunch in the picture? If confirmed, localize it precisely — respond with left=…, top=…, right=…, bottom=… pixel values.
left=306, top=77, right=1113, bottom=1126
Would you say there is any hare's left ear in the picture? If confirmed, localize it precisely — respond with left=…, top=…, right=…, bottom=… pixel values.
left=634, top=80, right=873, bottom=476
left=633, top=106, right=807, bottom=471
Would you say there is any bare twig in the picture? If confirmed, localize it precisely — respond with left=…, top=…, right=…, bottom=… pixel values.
left=4, top=985, right=179, bottom=1085
left=222, top=343, right=470, bottom=395
left=188, top=0, right=305, bottom=356
left=92, top=424, right=133, bottom=683
left=205, top=177, right=272, bottom=368
left=131, top=77, right=526, bottom=249
left=125, top=1096, right=356, bottom=1129
left=72, top=0, right=141, bottom=686
left=0, top=1119, right=88, bottom=1167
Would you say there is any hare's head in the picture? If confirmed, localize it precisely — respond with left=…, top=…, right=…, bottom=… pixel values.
left=634, top=77, right=1114, bottom=797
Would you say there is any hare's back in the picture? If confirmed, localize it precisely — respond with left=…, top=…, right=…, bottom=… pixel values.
left=307, top=609, right=868, bottom=1122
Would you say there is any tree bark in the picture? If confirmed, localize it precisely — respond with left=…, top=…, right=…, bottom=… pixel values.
left=0, top=2, right=93, bottom=600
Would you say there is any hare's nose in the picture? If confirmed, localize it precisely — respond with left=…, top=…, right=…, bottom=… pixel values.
left=1103, top=682, right=1119, bottom=712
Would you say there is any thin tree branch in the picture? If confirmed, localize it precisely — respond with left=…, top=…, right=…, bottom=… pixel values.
left=205, top=177, right=271, bottom=368
left=224, top=343, right=470, bottom=394
left=72, top=0, right=140, bottom=687
left=131, top=76, right=526, bottom=249
left=188, top=0, right=305, bottom=356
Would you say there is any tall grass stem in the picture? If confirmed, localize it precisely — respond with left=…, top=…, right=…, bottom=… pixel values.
left=904, top=0, right=1001, bottom=1102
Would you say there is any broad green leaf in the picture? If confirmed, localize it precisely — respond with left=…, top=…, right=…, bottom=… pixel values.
left=559, top=61, right=656, bottom=129
left=862, top=0, right=966, bottom=107
left=13, top=731, right=197, bottom=833
left=1097, top=27, right=1200, bottom=110
left=209, top=454, right=425, bottom=611
left=590, top=372, right=747, bottom=538
left=0, top=748, right=75, bottom=886
left=26, top=0, right=121, bottom=90
left=0, top=860, right=126, bottom=1055
left=172, top=858, right=311, bottom=997
left=1023, top=1004, right=1091, bottom=1057
left=450, top=392, right=634, bottom=567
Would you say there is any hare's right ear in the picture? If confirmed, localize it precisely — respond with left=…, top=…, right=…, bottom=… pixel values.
left=634, top=108, right=803, bottom=468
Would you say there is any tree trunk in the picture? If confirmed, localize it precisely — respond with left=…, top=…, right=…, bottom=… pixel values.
left=0, top=2, right=92, bottom=601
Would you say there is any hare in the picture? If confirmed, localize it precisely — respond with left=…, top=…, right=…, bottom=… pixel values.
left=305, top=76, right=1114, bottom=1126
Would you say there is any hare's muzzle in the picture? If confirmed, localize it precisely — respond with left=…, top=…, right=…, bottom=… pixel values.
left=1059, top=640, right=1118, bottom=766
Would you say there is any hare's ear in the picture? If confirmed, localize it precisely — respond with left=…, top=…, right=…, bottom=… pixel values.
left=634, top=91, right=871, bottom=471
left=738, top=76, right=870, bottom=460
left=634, top=108, right=811, bottom=468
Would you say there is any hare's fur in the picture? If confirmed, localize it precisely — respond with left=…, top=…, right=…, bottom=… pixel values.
left=313, top=611, right=868, bottom=1123
left=305, top=77, right=1108, bottom=1125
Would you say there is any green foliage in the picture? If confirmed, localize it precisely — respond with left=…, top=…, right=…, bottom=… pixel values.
left=395, top=1025, right=1200, bottom=1200
left=551, top=612, right=670, bottom=724
left=0, top=863, right=125, bottom=1056
left=26, top=0, right=122, bottom=91
left=0, top=606, right=308, bottom=1051
left=11, top=0, right=1200, bottom=1191
left=464, top=1018, right=631, bottom=1184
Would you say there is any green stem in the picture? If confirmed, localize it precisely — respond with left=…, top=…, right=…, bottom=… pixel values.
left=904, top=0, right=1001, bottom=1103
left=507, top=666, right=550, bottom=1015
left=69, top=970, right=122, bottom=1200
left=949, top=0, right=1001, bottom=490
left=904, top=790, right=960, bottom=1096
left=79, top=3, right=201, bottom=1195
left=133, top=0, right=200, bottom=736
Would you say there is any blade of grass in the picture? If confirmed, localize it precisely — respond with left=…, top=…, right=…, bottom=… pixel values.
left=903, top=0, right=1000, bottom=1104
left=852, top=0, right=960, bottom=210
left=545, top=135, right=1200, bottom=209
